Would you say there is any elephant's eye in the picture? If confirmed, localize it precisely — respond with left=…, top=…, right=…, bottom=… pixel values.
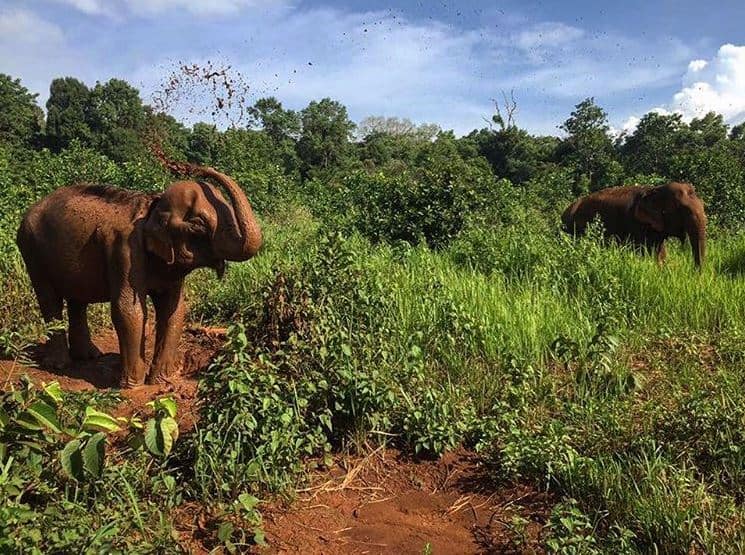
left=188, top=217, right=209, bottom=235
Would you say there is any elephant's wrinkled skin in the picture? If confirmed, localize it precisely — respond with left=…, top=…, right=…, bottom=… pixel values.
left=561, top=182, right=707, bottom=268
left=16, top=165, right=262, bottom=388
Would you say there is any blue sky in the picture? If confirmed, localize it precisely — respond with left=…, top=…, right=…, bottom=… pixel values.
left=1, top=0, right=744, bottom=135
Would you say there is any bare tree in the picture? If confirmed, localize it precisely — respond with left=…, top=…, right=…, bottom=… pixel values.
left=486, top=90, right=518, bottom=131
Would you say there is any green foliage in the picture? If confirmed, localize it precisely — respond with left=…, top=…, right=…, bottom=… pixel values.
left=317, top=138, right=501, bottom=248
left=465, top=126, right=559, bottom=184
left=0, top=74, right=43, bottom=148
left=45, top=77, right=93, bottom=151
left=558, top=97, right=624, bottom=192
left=297, top=97, right=356, bottom=175
left=87, top=78, right=148, bottom=162
left=0, top=379, right=181, bottom=553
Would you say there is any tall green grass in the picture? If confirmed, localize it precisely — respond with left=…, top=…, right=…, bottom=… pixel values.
left=186, top=212, right=745, bottom=551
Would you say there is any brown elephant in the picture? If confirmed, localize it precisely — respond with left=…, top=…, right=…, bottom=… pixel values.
left=16, top=164, right=262, bottom=388
left=561, top=182, right=706, bottom=268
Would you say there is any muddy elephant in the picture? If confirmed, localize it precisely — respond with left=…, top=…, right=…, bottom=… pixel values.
left=561, top=182, right=706, bottom=268
left=16, top=164, right=262, bottom=388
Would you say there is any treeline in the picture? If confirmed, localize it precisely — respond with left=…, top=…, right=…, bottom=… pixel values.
left=2, top=73, right=745, bottom=242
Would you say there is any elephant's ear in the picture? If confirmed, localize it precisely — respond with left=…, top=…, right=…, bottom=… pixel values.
left=144, top=199, right=175, bottom=264
left=632, top=189, right=665, bottom=232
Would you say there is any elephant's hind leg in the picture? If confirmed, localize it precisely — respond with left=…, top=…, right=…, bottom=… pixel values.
left=68, top=301, right=102, bottom=360
left=25, top=265, right=70, bottom=369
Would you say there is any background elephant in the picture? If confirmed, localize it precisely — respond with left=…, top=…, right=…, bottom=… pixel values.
left=561, top=182, right=706, bottom=268
left=16, top=164, right=262, bottom=388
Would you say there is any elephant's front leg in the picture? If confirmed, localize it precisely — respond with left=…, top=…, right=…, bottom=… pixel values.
left=111, top=289, right=148, bottom=388
left=656, top=241, right=667, bottom=266
left=147, top=281, right=185, bottom=385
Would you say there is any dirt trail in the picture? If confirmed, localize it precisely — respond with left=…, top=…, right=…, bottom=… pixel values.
left=0, top=329, right=550, bottom=554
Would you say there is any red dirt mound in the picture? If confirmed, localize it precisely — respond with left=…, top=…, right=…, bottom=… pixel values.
left=258, top=448, right=551, bottom=554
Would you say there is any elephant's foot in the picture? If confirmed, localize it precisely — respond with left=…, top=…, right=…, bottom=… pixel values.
left=146, top=358, right=180, bottom=386
left=42, top=335, right=71, bottom=370
left=119, top=379, right=146, bottom=389
left=145, top=367, right=178, bottom=386
left=119, top=360, right=148, bottom=389
left=69, top=341, right=102, bottom=361
left=145, top=374, right=175, bottom=386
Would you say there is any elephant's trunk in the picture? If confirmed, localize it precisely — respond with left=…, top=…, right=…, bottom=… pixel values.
left=189, top=165, right=262, bottom=261
left=686, top=214, right=706, bottom=269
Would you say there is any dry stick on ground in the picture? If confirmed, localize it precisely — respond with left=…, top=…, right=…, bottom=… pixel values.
left=297, top=445, right=387, bottom=500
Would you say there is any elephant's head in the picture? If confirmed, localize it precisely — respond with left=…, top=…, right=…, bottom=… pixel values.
left=632, top=181, right=706, bottom=268
left=143, top=166, right=262, bottom=276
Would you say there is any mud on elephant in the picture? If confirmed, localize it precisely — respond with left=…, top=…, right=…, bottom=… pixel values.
left=561, top=182, right=707, bottom=268
left=16, top=164, right=262, bottom=388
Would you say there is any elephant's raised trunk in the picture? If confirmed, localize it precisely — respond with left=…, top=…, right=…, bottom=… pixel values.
left=188, top=165, right=262, bottom=261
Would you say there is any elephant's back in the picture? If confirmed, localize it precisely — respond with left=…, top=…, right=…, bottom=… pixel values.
left=569, top=186, right=646, bottom=235
left=16, top=184, right=148, bottom=302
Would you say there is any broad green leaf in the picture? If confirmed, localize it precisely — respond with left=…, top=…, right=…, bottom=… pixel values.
left=144, top=419, right=162, bottom=456
left=156, top=397, right=177, bottom=418
left=160, top=417, right=179, bottom=456
left=82, top=432, right=106, bottom=478
left=253, top=529, right=267, bottom=547
left=42, top=381, right=63, bottom=404
left=217, top=521, right=234, bottom=543
left=24, top=401, right=61, bottom=433
left=238, top=493, right=259, bottom=512
left=144, top=416, right=178, bottom=457
left=15, top=411, right=44, bottom=431
left=61, top=439, right=84, bottom=481
left=83, top=407, right=121, bottom=433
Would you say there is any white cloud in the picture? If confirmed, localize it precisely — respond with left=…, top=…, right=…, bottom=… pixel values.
left=0, top=8, right=84, bottom=99
left=619, top=107, right=673, bottom=135
left=50, top=0, right=287, bottom=17
left=670, top=43, right=745, bottom=123
left=619, top=44, right=745, bottom=134
left=0, top=8, right=65, bottom=45
left=515, top=22, right=585, bottom=53
left=54, top=0, right=107, bottom=15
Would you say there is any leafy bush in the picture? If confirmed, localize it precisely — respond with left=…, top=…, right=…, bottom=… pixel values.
left=0, top=378, right=182, bottom=553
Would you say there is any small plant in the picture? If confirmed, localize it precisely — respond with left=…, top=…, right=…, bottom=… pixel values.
left=544, top=499, right=599, bottom=554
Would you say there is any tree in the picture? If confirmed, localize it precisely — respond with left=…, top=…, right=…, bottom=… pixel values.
left=356, top=116, right=440, bottom=141
left=730, top=122, right=745, bottom=142
left=0, top=74, right=43, bottom=148
left=619, top=112, right=688, bottom=177
left=186, top=122, right=222, bottom=165
left=143, top=108, right=189, bottom=160
left=464, top=127, right=558, bottom=184
left=248, top=97, right=300, bottom=143
left=557, top=97, right=623, bottom=191
left=297, top=98, right=355, bottom=175
left=45, top=77, right=93, bottom=151
left=87, top=79, right=147, bottom=162
left=248, top=97, right=301, bottom=175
